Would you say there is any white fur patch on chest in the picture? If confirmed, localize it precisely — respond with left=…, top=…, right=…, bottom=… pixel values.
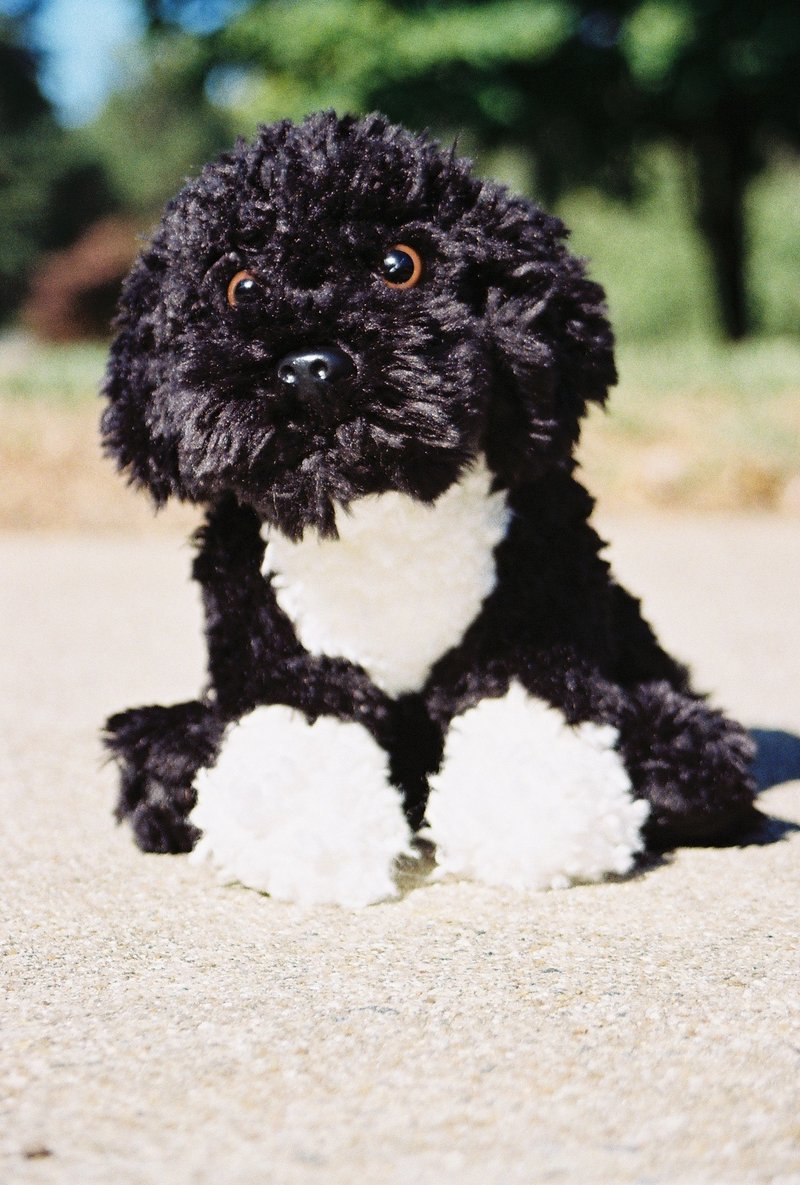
left=261, top=458, right=511, bottom=696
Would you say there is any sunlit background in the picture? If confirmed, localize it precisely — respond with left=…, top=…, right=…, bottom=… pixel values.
left=1, top=0, right=798, bottom=528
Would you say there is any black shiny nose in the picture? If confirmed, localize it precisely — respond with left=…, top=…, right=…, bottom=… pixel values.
left=276, top=347, right=354, bottom=401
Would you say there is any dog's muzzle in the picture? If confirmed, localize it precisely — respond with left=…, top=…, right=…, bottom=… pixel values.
left=276, top=347, right=355, bottom=420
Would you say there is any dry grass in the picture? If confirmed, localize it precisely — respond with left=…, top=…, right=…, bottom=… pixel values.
left=579, top=389, right=800, bottom=514
left=0, top=400, right=200, bottom=533
left=579, top=338, right=800, bottom=514
left=1, top=336, right=798, bottom=531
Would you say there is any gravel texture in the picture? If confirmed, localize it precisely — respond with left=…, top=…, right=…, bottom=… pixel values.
left=2, top=518, right=799, bottom=1185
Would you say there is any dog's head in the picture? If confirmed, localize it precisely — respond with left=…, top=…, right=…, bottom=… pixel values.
left=102, top=112, right=615, bottom=537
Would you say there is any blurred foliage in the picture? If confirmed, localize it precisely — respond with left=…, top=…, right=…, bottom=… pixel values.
left=21, top=217, right=141, bottom=340
left=1, top=8, right=229, bottom=331
left=0, top=15, right=117, bottom=320
left=561, top=148, right=800, bottom=340
left=212, top=1, right=639, bottom=199
left=1, top=0, right=798, bottom=342
left=76, top=31, right=231, bottom=215
left=746, top=156, right=800, bottom=338
left=580, top=334, right=800, bottom=511
left=202, top=0, right=799, bottom=339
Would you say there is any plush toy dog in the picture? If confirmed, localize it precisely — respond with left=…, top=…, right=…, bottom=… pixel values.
left=102, top=112, right=757, bottom=906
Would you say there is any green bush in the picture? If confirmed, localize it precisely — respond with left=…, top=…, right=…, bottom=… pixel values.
left=558, top=149, right=799, bottom=343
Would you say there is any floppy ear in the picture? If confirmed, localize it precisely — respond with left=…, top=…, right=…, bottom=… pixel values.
left=100, top=249, right=181, bottom=505
left=480, top=199, right=617, bottom=484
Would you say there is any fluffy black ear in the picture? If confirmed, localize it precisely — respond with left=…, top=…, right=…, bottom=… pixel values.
left=100, top=247, right=181, bottom=505
left=479, top=195, right=617, bottom=484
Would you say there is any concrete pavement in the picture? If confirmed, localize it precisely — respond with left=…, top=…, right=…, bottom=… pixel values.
left=2, top=518, right=799, bottom=1185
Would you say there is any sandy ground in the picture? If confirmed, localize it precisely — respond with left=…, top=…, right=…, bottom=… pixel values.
left=2, top=517, right=799, bottom=1185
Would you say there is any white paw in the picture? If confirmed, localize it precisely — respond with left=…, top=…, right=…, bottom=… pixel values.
left=425, top=682, right=649, bottom=891
left=188, top=705, right=412, bottom=908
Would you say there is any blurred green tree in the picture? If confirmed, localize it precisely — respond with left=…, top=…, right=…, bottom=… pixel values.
left=77, top=29, right=230, bottom=216
left=188, top=0, right=799, bottom=340
left=0, top=13, right=116, bottom=324
left=622, top=0, right=800, bottom=339
left=7, top=0, right=795, bottom=338
left=1, top=3, right=229, bottom=328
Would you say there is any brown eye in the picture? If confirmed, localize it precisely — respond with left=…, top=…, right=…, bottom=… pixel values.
left=380, top=244, right=423, bottom=289
left=226, top=269, right=260, bottom=307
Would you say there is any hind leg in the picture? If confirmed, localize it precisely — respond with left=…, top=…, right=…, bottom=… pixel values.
left=616, top=680, right=758, bottom=849
left=104, top=700, right=224, bottom=853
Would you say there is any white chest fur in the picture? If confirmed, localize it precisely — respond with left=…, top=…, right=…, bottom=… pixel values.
left=261, top=458, right=511, bottom=696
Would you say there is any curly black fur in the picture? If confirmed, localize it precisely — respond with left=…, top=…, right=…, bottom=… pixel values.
left=101, top=111, right=757, bottom=860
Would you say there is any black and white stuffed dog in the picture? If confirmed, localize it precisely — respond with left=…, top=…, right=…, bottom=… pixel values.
left=102, top=112, right=756, bottom=906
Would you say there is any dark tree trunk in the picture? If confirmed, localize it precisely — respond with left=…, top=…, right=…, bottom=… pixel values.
left=692, top=123, right=752, bottom=341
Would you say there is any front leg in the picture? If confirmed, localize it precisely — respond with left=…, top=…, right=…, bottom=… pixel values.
left=103, top=496, right=269, bottom=857
left=423, top=655, right=652, bottom=890
left=194, top=495, right=446, bottom=816
left=185, top=497, right=419, bottom=905
left=193, top=496, right=395, bottom=729
left=188, top=700, right=415, bottom=907
left=425, top=661, right=756, bottom=890
left=422, top=594, right=757, bottom=889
